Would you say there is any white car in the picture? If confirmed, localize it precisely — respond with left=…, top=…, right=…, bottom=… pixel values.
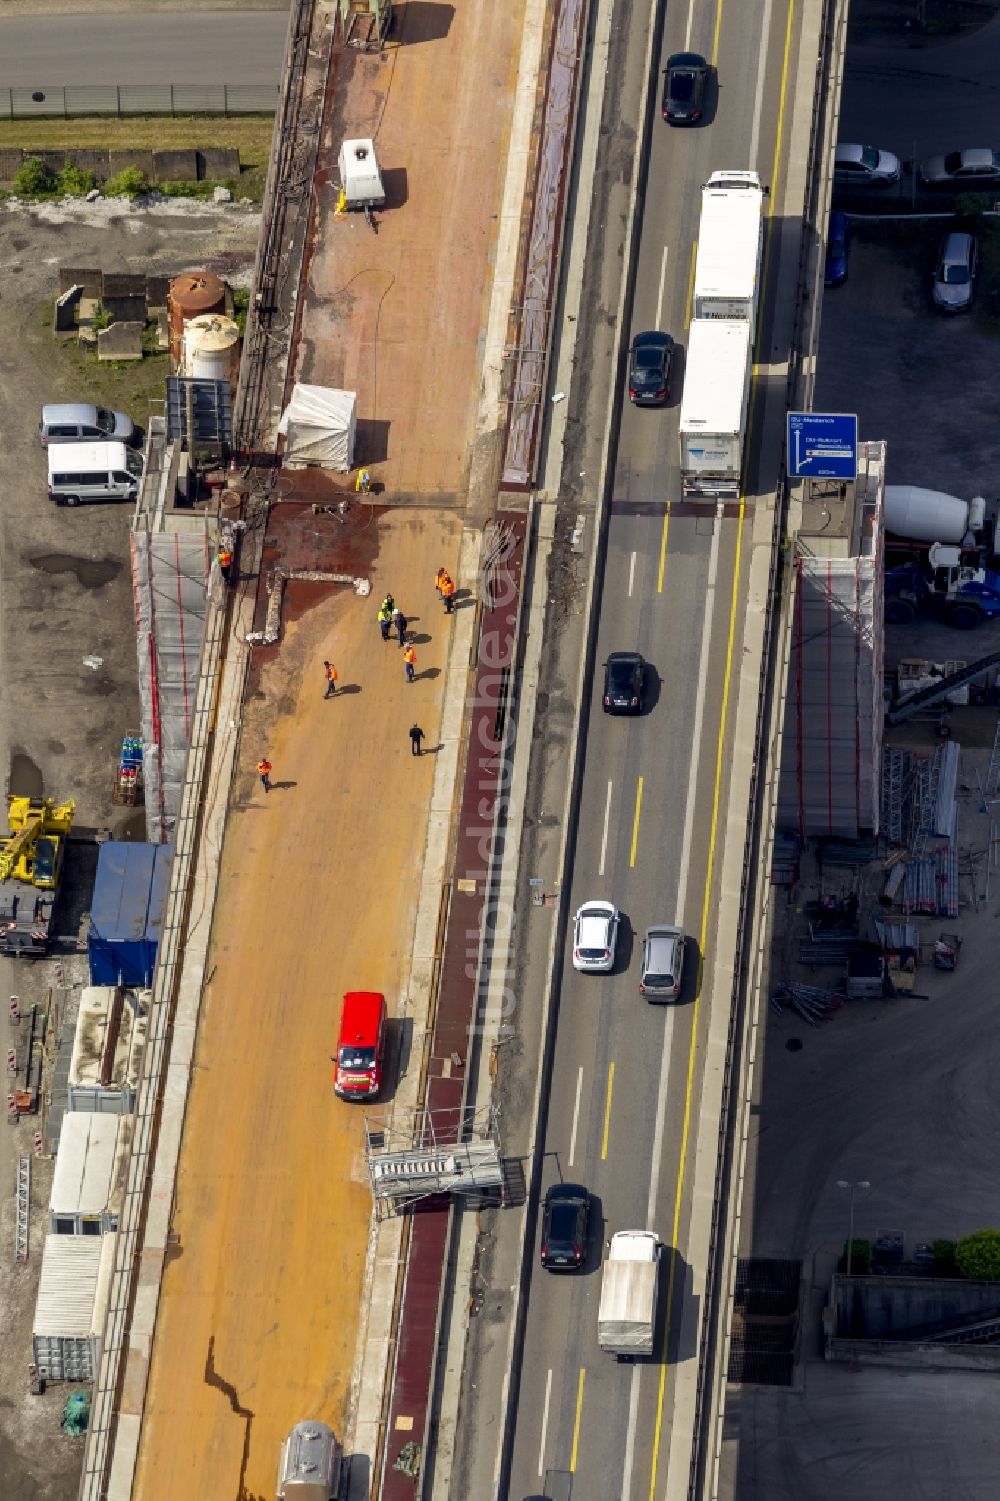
left=833, top=143, right=901, bottom=187
left=572, top=901, right=620, bottom=972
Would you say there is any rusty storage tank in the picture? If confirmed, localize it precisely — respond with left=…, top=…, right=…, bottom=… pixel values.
left=182, top=314, right=241, bottom=392
left=167, top=271, right=226, bottom=367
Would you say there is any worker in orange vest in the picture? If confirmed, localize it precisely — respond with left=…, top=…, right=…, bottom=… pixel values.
left=323, top=660, right=339, bottom=699
left=441, top=574, right=456, bottom=614
left=257, top=758, right=272, bottom=793
left=434, top=566, right=451, bottom=600
left=403, top=644, right=417, bottom=684
left=218, top=545, right=234, bottom=585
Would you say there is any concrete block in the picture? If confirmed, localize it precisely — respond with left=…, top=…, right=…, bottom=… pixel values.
left=146, top=274, right=170, bottom=307
left=97, top=322, right=144, bottom=361
left=103, top=272, right=146, bottom=299
left=152, top=148, right=198, bottom=183
left=213, top=185, right=233, bottom=203
left=0, top=148, right=21, bottom=184
left=197, top=146, right=240, bottom=182
left=53, top=285, right=82, bottom=333
left=102, top=295, right=146, bottom=325
left=107, top=149, right=155, bottom=182
left=155, top=308, right=170, bottom=351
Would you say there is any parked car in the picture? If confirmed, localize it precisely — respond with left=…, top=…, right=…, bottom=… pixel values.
left=932, top=230, right=977, bottom=313
left=919, top=148, right=1000, bottom=188
left=640, top=925, right=686, bottom=1000
left=628, top=331, right=673, bottom=405
left=661, top=52, right=708, bottom=125
left=833, top=143, right=901, bottom=187
left=603, top=651, right=646, bottom=714
left=572, top=901, right=620, bottom=972
left=824, top=211, right=851, bottom=285
left=38, top=402, right=137, bottom=446
left=540, top=1183, right=591, bottom=1271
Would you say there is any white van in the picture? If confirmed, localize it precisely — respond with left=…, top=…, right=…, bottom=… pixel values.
left=47, top=441, right=143, bottom=506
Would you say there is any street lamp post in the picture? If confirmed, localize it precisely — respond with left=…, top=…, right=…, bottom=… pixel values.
left=837, top=1179, right=871, bottom=1274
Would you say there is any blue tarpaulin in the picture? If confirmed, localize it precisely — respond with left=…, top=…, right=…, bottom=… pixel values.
left=88, top=842, right=173, bottom=987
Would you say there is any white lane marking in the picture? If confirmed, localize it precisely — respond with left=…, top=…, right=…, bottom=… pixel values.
left=673, top=504, right=723, bottom=928
left=685, top=0, right=696, bottom=50
left=628, top=549, right=637, bottom=597
left=538, top=1367, right=553, bottom=1478
left=568, top=1066, right=584, bottom=1168
left=598, top=779, right=613, bottom=876
left=621, top=1363, right=641, bottom=1501
left=656, top=245, right=670, bottom=328
left=748, top=0, right=774, bottom=171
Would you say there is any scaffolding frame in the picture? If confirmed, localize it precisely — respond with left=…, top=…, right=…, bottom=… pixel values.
left=364, top=1104, right=504, bottom=1216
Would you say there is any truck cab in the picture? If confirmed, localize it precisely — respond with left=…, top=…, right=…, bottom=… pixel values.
left=885, top=543, right=1000, bottom=629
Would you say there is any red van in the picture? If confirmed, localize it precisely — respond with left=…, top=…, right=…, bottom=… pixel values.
left=333, top=991, right=387, bottom=1100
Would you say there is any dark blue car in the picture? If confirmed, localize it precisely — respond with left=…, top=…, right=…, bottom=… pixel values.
left=825, top=211, right=851, bottom=285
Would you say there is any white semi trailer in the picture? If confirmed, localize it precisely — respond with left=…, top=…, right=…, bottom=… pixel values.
left=678, top=319, right=753, bottom=500
left=693, top=169, right=767, bottom=322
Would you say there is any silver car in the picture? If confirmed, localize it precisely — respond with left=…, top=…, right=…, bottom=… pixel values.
left=932, top=231, right=977, bottom=313
left=920, top=148, right=1000, bottom=188
left=640, top=925, right=685, bottom=1000
left=38, top=402, right=136, bottom=446
left=833, top=143, right=901, bottom=187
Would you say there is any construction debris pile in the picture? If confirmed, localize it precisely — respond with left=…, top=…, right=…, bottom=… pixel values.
left=880, top=742, right=960, bottom=919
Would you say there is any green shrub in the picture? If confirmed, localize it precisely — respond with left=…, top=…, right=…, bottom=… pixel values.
left=160, top=180, right=200, bottom=198
left=841, top=1238, right=872, bottom=1275
left=91, top=303, right=113, bottom=333
left=57, top=163, right=96, bottom=197
left=104, top=166, right=149, bottom=199
left=13, top=157, right=55, bottom=195
left=933, top=1238, right=958, bottom=1276
left=956, top=1229, right=1000, bottom=1280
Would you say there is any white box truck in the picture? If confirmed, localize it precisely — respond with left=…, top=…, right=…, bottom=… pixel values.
left=693, top=170, right=766, bottom=323
left=678, top=319, right=753, bottom=500
left=597, top=1229, right=662, bottom=1359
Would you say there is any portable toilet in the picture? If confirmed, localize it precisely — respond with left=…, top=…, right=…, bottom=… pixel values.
left=338, top=138, right=385, bottom=208
left=276, top=1421, right=342, bottom=1500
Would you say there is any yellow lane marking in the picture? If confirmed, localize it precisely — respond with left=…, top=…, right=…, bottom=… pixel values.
left=684, top=240, right=697, bottom=328
left=570, top=1367, right=586, bottom=1472
left=657, top=503, right=670, bottom=594
left=629, top=776, right=644, bottom=868
left=712, top=0, right=725, bottom=66
left=600, top=1063, right=615, bottom=1161
left=647, top=6, right=797, bottom=1496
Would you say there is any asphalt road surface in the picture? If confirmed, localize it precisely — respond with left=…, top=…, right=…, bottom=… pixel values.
left=0, top=10, right=288, bottom=87
left=504, top=2, right=802, bottom=1499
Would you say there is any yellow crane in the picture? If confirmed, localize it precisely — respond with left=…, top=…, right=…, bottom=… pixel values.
left=0, top=796, right=75, bottom=889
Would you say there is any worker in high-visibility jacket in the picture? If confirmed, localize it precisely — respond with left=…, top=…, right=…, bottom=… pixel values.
left=217, top=546, right=234, bottom=585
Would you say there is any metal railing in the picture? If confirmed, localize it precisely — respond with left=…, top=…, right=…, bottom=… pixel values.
left=0, top=84, right=277, bottom=119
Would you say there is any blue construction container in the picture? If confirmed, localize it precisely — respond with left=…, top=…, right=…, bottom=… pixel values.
left=88, top=842, right=173, bottom=988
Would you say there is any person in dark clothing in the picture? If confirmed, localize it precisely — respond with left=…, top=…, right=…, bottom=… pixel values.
left=409, top=724, right=425, bottom=756
left=394, top=609, right=408, bottom=646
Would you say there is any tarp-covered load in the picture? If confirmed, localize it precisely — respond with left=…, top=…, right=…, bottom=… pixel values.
left=278, top=384, right=357, bottom=471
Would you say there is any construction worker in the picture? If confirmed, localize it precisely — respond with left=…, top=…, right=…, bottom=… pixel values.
left=434, top=567, right=451, bottom=600
left=441, top=574, right=456, bottom=614
left=323, top=660, right=338, bottom=698
left=355, top=468, right=372, bottom=494
left=217, top=544, right=234, bottom=586
left=377, top=600, right=393, bottom=642
left=393, top=607, right=408, bottom=647
left=409, top=723, right=425, bottom=757
left=257, top=758, right=273, bottom=794
left=403, top=643, right=417, bottom=684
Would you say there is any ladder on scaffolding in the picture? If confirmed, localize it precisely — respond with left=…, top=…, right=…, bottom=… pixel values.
left=985, top=717, right=1000, bottom=799
left=15, top=1154, right=30, bottom=1264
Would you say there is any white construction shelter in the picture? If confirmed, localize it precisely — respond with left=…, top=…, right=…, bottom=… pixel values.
left=68, top=986, right=149, bottom=1115
left=338, top=137, right=385, bottom=206
left=49, top=1113, right=131, bottom=1236
left=33, top=1232, right=116, bottom=1382
left=278, top=384, right=357, bottom=471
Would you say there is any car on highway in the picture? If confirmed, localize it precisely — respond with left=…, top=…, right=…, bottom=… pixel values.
left=603, top=650, right=646, bottom=714
left=640, top=925, right=686, bottom=1000
left=627, top=330, right=673, bottom=404
left=824, top=211, right=851, bottom=286
left=572, top=900, right=619, bottom=972
left=833, top=143, right=901, bottom=187
left=932, top=230, right=977, bottom=313
left=919, top=148, right=1000, bottom=189
left=661, top=52, right=708, bottom=124
left=540, top=1182, right=591, bottom=1270
left=38, top=401, right=137, bottom=447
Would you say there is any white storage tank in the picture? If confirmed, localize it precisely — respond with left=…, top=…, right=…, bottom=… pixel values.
left=884, top=485, right=984, bottom=546
left=49, top=1113, right=131, bottom=1236
left=182, top=313, right=241, bottom=390
left=32, top=1232, right=116, bottom=1382
left=276, top=1421, right=342, bottom=1500
left=338, top=138, right=385, bottom=207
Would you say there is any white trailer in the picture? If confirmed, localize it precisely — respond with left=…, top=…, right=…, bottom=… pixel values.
left=678, top=319, right=753, bottom=500
left=597, top=1229, right=662, bottom=1359
left=693, top=170, right=766, bottom=322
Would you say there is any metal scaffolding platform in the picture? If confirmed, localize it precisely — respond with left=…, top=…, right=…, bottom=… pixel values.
left=364, top=1105, right=503, bottom=1215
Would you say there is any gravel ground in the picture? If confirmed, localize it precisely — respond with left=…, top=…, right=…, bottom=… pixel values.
left=0, top=194, right=261, bottom=1501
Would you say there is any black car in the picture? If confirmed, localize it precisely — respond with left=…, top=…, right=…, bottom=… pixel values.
left=603, top=651, right=646, bottom=715
left=662, top=52, right=708, bottom=125
left=627, top=331, right=673, bottom=405
left=540, top=1183, right=591, bottom=1271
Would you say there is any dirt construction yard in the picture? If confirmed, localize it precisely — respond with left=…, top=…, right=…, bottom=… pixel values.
left=0, top=196, right=262, bottom=1501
